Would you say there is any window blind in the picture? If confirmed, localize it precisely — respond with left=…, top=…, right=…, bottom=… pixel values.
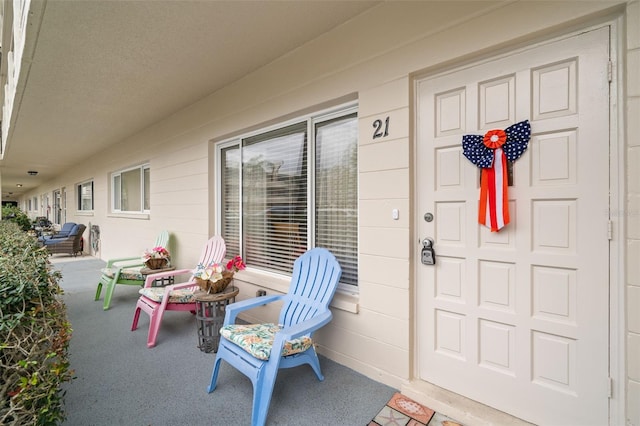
left=221, top=146, right=241, bottom=257
left=217, top=106, right=359, bottom=287
left=242, top=122, right=308, bottom=273
left=315, top=113, right=358, bottom=285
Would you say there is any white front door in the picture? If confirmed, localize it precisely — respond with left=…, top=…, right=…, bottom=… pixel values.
left=415, top=27, right=611, bottom=425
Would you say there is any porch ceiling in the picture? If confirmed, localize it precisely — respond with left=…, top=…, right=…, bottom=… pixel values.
left=0, top=0, right=379, bottom=202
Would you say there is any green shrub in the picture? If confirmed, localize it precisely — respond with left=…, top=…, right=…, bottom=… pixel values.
left=0, top=221, right=72, bottom=425
left=1, top=206, right=32, bottom=232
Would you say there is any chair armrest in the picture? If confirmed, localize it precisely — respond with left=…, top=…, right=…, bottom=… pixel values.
left=106, top=257, right=143, bottom=268
left=269, top=311, right=333, bottom=359
left=143, top=269, right=193, bottom=288
left=163, top=280, right=199, bottom=292
left=223, top=295, right=285, bottom=325
left=154, top=279, right=199, bottom=304
left=278, top=311, right=333, bottom=340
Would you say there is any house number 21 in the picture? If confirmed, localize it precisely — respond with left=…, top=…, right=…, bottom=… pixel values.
left=372, top=116, right=390, bottom=139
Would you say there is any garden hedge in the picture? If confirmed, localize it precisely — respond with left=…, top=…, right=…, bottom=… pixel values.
left=1, top=206, right=32, bottom=232
left=0, top=221, right=72, bottom=425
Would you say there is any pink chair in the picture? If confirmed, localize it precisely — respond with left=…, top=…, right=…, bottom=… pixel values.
left=131, top=236, right=226, bottom=348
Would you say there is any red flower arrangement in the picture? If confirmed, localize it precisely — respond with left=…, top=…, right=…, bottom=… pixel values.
left=226, top=255, right=246, bottom=273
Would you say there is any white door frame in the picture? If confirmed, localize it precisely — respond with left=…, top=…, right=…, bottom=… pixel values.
left=607, top=14, right=626, bottom=426
left=408, top=17, right=626, bottom=425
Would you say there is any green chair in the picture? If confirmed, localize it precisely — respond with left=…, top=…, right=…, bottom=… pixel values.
left=95, top=230, right=170, bottom=310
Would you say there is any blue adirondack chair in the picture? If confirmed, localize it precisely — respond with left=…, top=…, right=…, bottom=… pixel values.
left=208, top=247, right=342, bottom=426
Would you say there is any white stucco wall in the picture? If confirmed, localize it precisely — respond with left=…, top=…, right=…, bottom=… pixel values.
left=21, top=1, right=639, bottom=424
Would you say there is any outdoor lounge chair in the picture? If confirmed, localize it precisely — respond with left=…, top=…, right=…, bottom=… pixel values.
left=131, top=235, right=226, bottom=348
left=208, top=247, right=342, bottom=426
left=95, top=230, right=170, bottom=310
left=38, top=222, right=76, bottom=242
left=42, top=223, right=86, bottom=256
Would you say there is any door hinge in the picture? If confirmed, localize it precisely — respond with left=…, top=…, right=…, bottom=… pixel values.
left=608, top=377, right=613, bottom=398
left=607, top=220, right=613, bottom=240
left=608, top=61, right=613, bottom=82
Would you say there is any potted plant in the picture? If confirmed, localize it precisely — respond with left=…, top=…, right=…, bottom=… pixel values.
left=193, top=255, right=245, bottom=293
left=142, top=246, right=170, bottom=269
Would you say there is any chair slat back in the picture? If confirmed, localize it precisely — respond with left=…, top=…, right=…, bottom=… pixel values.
left=192, top=236, right=226, bottom=279
left=155, top=230, right=170, bottom=249
left=279, top=248, right=342, bottom=328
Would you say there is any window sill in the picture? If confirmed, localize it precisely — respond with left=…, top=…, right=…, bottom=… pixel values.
left=331, top=290, right=359, bottom=314
left=107, top=212, right=150, bottom=220
left=76, top=211, right=94, bottom=216
left=234, top=269, right=359, bottom=314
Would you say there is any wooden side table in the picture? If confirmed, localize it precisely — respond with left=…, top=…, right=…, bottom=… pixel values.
left=140, top=266, right=176, bottom=287
left=194, top=286, right=239, bottom=353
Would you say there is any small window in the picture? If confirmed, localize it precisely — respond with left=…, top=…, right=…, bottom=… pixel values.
left=111, top=164, right=150, bottom=213
left=77, top=180, right=94, bottom=211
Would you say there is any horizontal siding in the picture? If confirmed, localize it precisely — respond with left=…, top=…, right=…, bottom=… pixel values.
left=18, top=2, right=636, bottom=412
left=359, top=255, right=410, bottom=288
left=360, top=169, right=410, bottom=200
left=359, top=138, right=410, bottom=172
left=359, top=199, right=410, bottom=228
left=359, top=283, right=410, bottom=321
left=317, top=321, right=409, bottom=379
left=359, top=109, right=409, bottom=146
left=360, top=227, right=410, bottom=259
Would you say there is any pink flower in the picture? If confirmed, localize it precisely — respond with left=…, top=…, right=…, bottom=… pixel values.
left=142, top=246, right=170, bottom=260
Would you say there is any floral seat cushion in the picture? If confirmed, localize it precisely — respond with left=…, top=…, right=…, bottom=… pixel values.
left=138, top=287, right=196, bottom=303
left=101, top=266, right=144, bottom=281
left=220, top=323, right=313, bottom=361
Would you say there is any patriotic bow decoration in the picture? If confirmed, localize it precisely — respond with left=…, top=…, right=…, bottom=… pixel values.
left=462, top=120, right=531, bottom=232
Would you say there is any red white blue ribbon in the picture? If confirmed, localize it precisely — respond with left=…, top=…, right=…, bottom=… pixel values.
left=462, top=120, right=531, bottom=232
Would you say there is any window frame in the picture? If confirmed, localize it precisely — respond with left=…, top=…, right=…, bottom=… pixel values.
left=110, top=163, right=150, bottom=214
left=215, top=102, right=358, bottom=291
left=52, top=189, right=62, bottom=225
left=77, top=180, right=94, bottom=212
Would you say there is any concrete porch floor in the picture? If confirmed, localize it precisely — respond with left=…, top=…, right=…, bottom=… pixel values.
left=52, top=254, right=528, bottom=425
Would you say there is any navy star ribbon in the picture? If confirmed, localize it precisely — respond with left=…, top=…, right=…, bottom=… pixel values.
left=462, top=120, right=531, bottom=168
left=461, top=120, right=531, bottom=232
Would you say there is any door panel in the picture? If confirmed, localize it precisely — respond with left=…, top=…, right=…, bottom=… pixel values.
left=416, top=27, right=610, bottom=425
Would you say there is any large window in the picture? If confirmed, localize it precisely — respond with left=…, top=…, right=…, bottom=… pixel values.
left=111, top=164, right=150, bottom=213
left=77, top=180, right=94, bottom=211
left=218, top=105, right=358, bottom=287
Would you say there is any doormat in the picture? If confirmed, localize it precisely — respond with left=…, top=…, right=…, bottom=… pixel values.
left=369, top=392, right=464, bottom=426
